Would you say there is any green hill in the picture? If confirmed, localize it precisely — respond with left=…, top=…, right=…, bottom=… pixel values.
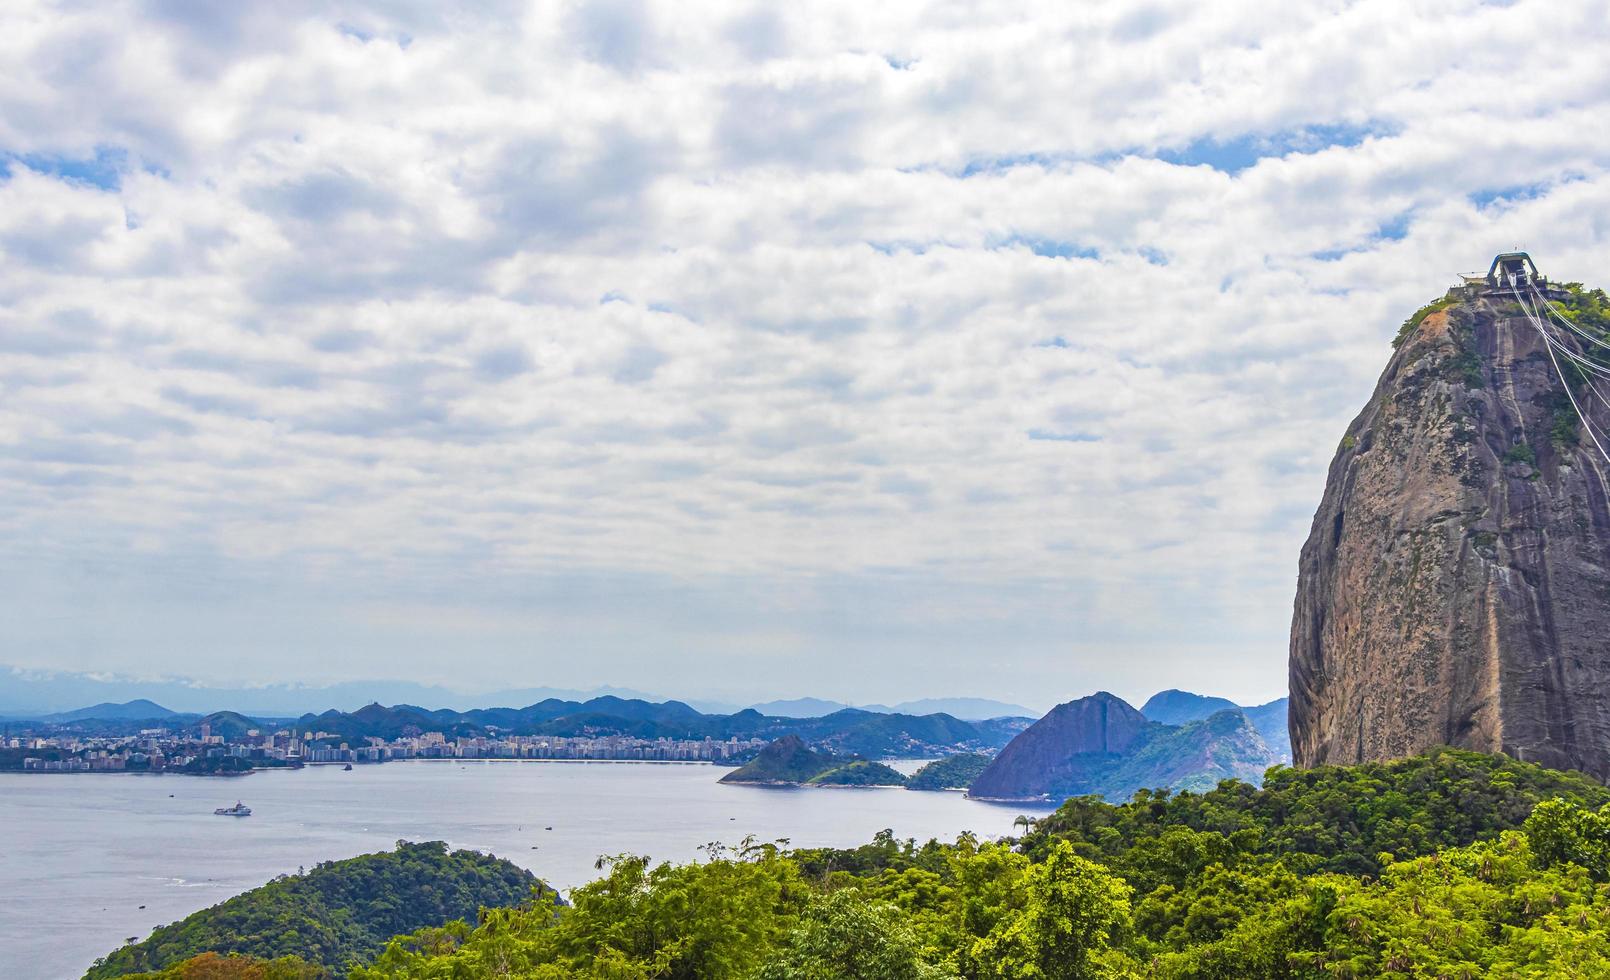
left=194, top=711, right=262, bottom=740
left=85, top=842, right=552, bottom=979
left=906, top=752, right=991, bottom=790
left=718, top=735, right=840, bottom=784
left=807, top=760, right=907, bottom=786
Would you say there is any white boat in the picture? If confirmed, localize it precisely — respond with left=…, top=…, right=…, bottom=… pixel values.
left=214, top=801, right=251, bottom=817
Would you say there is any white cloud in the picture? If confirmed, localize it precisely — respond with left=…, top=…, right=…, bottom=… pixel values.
left=1, top=0, right=1608, bottom=708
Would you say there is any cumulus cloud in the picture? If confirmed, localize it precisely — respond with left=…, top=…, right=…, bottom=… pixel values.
left=2, top=0, right=1608, bottom=708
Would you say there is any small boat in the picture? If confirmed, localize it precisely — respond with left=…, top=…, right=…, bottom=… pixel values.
left=214, top=801, right=252, bottom=817
left=343, top=763, right=353, bottom=771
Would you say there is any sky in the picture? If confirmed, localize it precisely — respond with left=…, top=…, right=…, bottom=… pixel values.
left=2, top=0, right=1609, bottom=712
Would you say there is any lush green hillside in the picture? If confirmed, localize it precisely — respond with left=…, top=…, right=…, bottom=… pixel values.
left=719, top=735, right=841, bottom=784
left=1019, top=746, right=1610, bottom=877
left=1140, top=690, right=1292, bottom=763
left=195, top=711, right=263, bottom=740
left=808, top=760, right=907, bottom=786
left=906, top=753, right=991, bottom=791
left=85, top=842, right=551, bottom=979
left=1094, top=708, right=1277, bottom=796
left=719, top=737, right=909, bottom=786
left=339, top=749, right=1610, bottom=978
left=118, top=952, right=327, bottom=979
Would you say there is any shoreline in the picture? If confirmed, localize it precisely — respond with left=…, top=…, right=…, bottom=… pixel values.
left=1, top=757, right=725, bottom=777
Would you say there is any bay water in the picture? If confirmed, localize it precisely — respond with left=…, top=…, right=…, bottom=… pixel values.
left=0, top=761, right=1049, bottom=980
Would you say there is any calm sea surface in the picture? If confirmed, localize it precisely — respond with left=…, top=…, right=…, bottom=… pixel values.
left=0, top=760, right=1049, bottom=980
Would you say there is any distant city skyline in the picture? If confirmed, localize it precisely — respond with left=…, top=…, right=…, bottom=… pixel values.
left=5, top=2, right=1609, bottom=708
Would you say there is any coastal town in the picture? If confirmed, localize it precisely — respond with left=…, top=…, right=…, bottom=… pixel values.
left=3, top=721, right=770, bottom=774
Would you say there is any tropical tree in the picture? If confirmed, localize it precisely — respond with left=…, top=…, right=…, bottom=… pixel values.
left=969, top=841, right=1132, bottom=980
left=757, top=889, right=957, bottom=980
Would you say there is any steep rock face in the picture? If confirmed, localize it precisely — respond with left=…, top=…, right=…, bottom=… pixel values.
left=969, top=692, right=1146, bottom=800
left=1290, top=293, right=1610, bottom=777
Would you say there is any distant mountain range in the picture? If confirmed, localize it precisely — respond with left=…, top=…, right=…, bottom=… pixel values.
left=1140, top=689, right=1290, bottom=761
left=746, top=696, right=1035, bottom=720
left=32, top=699, right=187, bottom=724
left=0, top=667, right=686, bottom=718
left=14, top=695, right=1032, bottom=760
left=279, top=700, right=1028, bottom=758
left=0, top=665, right=1034, bottom=721
left=970, top=690, right=1291, bottom=802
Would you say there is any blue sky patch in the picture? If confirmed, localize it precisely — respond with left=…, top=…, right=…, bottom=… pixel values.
left=1156, top=121, right=1390, bottom=175
left=1, top=145, right=129, bottom=190
left=1374, top=210, right=1413, bottom=241
left=867, top=240, right=930, bottom=256
left=1469, top=180, right=1554, bottom=210
left=1310, top=247, right=1357, bottom=262
left=994, top=236, right=1098, bottom=260
left=955, top=153, right=1064, bottom=178
left=1028, top=428, right=1101, bottom=443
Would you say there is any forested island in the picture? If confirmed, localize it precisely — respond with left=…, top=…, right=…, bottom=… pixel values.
left=718, top=735, right=910, bottom=787
left=87, top=749, right=1610, bottom=978
left=906, top=753, right=992, bottom=791
left=86, top=843, right=551, bottom=979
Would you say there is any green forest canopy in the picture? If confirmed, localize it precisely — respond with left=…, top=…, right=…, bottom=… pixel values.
left=94, top=749, right=1610, bottom=978
left=86, top=842, right=552, bottom=979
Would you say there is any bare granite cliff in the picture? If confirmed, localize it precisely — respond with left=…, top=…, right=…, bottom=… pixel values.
left=1289, top=285, right=1610, bottom=778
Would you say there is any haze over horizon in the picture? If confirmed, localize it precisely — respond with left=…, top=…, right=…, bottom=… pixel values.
left=4, top=1, right=1609, bottom=708
left=0, top=661, right=1067, bottom=718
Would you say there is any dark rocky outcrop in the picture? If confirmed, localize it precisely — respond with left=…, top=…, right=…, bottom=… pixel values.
left=1290, top=287, right=1610, bottom=778
left=969, top=692, right=1280, bottom=801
